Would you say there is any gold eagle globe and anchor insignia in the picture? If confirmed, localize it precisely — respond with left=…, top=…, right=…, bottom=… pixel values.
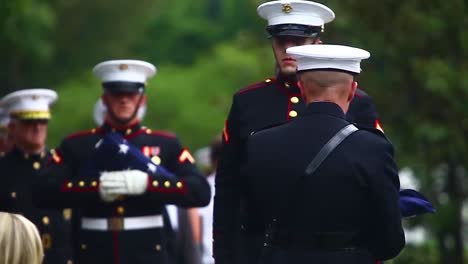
left=119, top=64, right=129, bottom=71
left=282, top=3, right=293, bottom=13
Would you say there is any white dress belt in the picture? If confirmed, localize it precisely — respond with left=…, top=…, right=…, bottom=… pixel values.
left=81, top=215, right=164, bottom=231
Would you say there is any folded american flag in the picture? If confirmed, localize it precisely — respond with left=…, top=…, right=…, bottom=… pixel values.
left=79, top=132, right=175, bottom=179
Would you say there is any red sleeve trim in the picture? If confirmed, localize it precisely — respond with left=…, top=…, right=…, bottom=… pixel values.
left=147, top=178, right=188, bottom=194
left=60, top=180, right=99, bottom=193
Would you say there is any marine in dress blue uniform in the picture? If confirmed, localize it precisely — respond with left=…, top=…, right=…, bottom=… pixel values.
left=213, top=1, right=384, bottom=263
left=0, top=107, right=13, bottom=153
left=93, top=95, right=202, bottom=264
left=0, top=89, right=74, bottom=264
left=243, top=45, right=405, bottom=264
left=34, top=60, right=211, bottom=264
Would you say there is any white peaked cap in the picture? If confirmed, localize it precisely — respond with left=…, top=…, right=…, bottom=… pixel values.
left=287, top=44, right=371, bottom=73
left=93, top=60, right=156, bottom=83
left=0, top=89, right=58, bottom=120
left=258, top=0, right=335, bottom=26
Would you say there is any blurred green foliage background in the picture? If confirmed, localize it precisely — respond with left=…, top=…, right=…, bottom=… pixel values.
left=1, top=0, right=467, bottom=263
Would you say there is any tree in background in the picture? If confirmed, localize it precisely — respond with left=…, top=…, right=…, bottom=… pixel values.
left=0, top=0, right=161, bottom=93
left=0, top=0, right=55, bottom=91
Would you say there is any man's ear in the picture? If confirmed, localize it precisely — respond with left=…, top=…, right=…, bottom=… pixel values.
left=140, top=95, right=147, bottom=106
left=297, top=80, right=304, bottom=90
left=348, top=81, right=358, bottom=102
left=298, top=79, right=310, bottom=103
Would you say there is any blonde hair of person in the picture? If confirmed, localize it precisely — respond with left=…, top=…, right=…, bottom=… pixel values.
left=0, top=212, right=44, bottom=264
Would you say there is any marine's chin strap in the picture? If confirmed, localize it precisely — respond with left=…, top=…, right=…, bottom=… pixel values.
left=103, top=90, right=145, bottom=126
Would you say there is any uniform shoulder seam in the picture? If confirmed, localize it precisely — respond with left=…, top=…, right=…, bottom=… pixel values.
left=65, top=128, right=101, bottom=139
left=142, top=128, right=177, bottom=139
left=354, top=88, right=370, bottom=98
left=237, top=78, right=275, bottom=95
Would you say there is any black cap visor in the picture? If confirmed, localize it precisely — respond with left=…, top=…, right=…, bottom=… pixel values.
left=267, top=24, right=321, bottom=38
left=102, top=82, right=145, bottom=94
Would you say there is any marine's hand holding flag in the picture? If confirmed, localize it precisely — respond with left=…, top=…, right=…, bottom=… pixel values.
left=100, top=169, right=148, bottom=196
left=80, top=132, right=177, bottom=202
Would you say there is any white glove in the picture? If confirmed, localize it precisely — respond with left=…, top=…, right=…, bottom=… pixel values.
left=99, top=170, right=149, bottom=196
left=99, top=184, right=120, bottom=203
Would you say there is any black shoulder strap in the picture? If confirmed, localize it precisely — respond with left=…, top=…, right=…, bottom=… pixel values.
left=305, top=124, right=358, bottom=175
left=265, top=124, right=359, bottom=245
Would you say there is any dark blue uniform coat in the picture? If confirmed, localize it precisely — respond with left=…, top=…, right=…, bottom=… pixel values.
left=243, top=102, right=405, bottom=264
left=0, top=147, right=74, bottom=264
left=35, top=123, right=210, bottom=264
left=214, top=75, right=383, bottom=264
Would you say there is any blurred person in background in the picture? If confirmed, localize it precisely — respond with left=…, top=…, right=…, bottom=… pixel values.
left=213, top=1, right=383, bottom=263
left=35, top=60, right=210, bottom=264
left=0, top=107, right=13, bottom=153
left=0, top=212, right=44, bottom=264
left=199, top=135, right=222, bottom=264
left=0, top=89, right=73, bottom=264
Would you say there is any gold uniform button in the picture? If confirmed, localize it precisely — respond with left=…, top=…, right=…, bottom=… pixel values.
left=91, top=181, right=98, bottom=187
left=155, top=244, right=162, bottom=251
left=81, top=244, right=87, bottom=250
left=164, top=181, right=171, bottom=188
left=91, top=128, right=96, bottom=134
left=11, top=192, right=17, bottom=198
left=126, top=129, right=132, bottom=135
left=151, top=156, right=161, bottom=165
left=265, top=79, right=272, bottom=83
left=290, top=97, right=299, bottom=104
left=284, top=82, right=290, bottom=88
left=63, top=209, right=72, bottom=220
left=289, top=110, right=298, bottom=118
left=176, top=182, right=183, bottom=189
left=67, top=182, right=73, bottom=188
left=146, top=129, right=152, bottom=134
left=152, top=180, right=159, bottom=187
left=42, top=233, right=52, bottom=249
left=67, top=260, right=73, bottom=264
left=117, top=206, right=125, bottom=215
left=78, top=181, right=85, bottom=187
left=33, top=161, right=41, bottom=170
left=42, top=216, right=50, bottom=225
